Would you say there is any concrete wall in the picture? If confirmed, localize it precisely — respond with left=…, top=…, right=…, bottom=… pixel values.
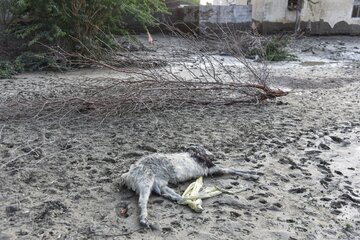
left=199, top=5, right=252, bottom=32
left=252, top=0, right=296, bottom=23
left=301, top=0, right=360, bottom=35
left=200, top=5, right=252, bottom=23
left=252, top=0, right=298, bottom=33
left=252, top=0, right=360, bottom=35
left=200, top=0, right=248, bottom=5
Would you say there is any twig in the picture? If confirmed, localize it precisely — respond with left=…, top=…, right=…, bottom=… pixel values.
left=0, top=124, right=5, bottom=141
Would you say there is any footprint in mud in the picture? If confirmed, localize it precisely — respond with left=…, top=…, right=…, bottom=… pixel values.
left=246, top=192, right=274, bottom=201
left=288, top=188, right=307, bottom=194
left=21, top=147, right=43, bottom=160
left=34, top=200, right=68, bottom=223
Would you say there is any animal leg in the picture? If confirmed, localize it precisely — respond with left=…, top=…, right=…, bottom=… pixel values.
left=138, top=179, right=154, bottom=227
left=208, top=165, right=260, bottom=181
left=159, top=185, right=182, bottom=202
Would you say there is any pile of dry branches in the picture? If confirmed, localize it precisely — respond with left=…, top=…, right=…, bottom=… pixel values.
left=0, top=26, right=288, bottom=121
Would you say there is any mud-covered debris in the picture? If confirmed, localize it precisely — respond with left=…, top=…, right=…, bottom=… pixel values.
left=5, top=205, right=19, bottom=217
left=288, top=188, right=307, bottom=194
left=330, top=200, right=347, bottom=209
left=137, top=144, right=158, bottom=152
left=102, top=157, right=116, bottom=164
left=318, top=143, right=330, bottom=150
left=330, top=136, right=343, bottom=143
left=305, top=150, right=322, bottom=155
left=21, top=147, right=43, bottom=159
left=334, top=170, right=343, bottom=176
left=340, top=194, right=360, bottom=204
left=121, top=152, right=144, bottom=158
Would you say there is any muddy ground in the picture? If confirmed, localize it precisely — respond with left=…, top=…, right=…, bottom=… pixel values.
left=1, top=35, right=360, bottom=240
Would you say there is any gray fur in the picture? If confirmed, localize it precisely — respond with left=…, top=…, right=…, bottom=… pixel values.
left=119, top=144, right=260, bottom=227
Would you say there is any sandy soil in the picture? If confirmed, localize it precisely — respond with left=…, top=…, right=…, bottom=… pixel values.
left=0, top=35, right=360, bottom=240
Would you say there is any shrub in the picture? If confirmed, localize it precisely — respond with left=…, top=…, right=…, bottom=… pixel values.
left=0, top=0, right=16, bottom=25
left=0, top=61, right=16, bottom=78
left=10, top=0, right=168, bottom=55
left=15, top=52, right=67, bottom=72
left=264, top=36, right=297, bottom=61
left=0, top=59, right=23, bottom=78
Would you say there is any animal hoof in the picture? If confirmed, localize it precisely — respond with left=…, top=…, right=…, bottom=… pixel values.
left=244, top=175, right=259, bottom=181
left=140, top=218, right=150, bottom=228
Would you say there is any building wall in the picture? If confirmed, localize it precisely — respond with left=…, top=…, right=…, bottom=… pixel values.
left=252, top=0, right=296, bottom=23
left=252, top=0, right=360, bottom=35
left=200, top=0, right=248, bottom=5
left=302, top=0, right=360, bottom=27
left=200, top=5, right=252, bottom=23
left=199, top=4, right=252, bottom=33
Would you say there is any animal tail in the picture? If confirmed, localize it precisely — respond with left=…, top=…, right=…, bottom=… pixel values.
left=118, top=172, right=129, bottom=188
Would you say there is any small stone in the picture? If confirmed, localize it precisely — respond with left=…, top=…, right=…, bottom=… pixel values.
left=171, top=220, right=181, bottom=227
left=60, top=143, right=72, bottom=150
left=330, top=136, right=343, bottom=143
left=331, top=210, right=342, bottom=215
left=305, top=150, right=322, bottom=155
left=137, top=144, right=157, bottom=152
left=276, top=101, right=288, bottom=105
left=334, top=170, right=343, bottom=176
left=330, top=201, right=346, bottom=209
left=247, top=195, right=258, bottom=201
left=318, top=143, right=330, bottom=150
left=259, top=199, right=267, bottom=204
left=122, top=152, right=144, bottom=158
left=17, top=230, right=29, bottom=236
left=152, top=199, right=164, bottom=204
left=102, top=158, right=116, bottom=164
left=5, top=206, right=19, bottom=217
left=320, top=197, right=331, bottom=202
left=320, top=179, right=328, bottom=189
left=230, top=211, right=241, bottom=218
left=273, top=202, right=282, bottom=208
left=288, top=188, right=307, bottom=194
left=230, top=181, right=239, bottom=186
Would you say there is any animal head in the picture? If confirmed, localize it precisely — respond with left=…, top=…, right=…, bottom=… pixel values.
left=185, top=144, right=215, bottom=168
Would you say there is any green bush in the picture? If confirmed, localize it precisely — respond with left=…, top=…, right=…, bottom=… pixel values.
left=264, top=36, right=297, bottom=61
left=10, top=0, right=168, bottom=55
left=0, top=59, right=23, bottom=78
left=15, top=52, right=66, bottom=72
left=0, top=52, right=69, bottom=78
left=0, top=0, right=16, bottom=25
left=0, top=61, right=16, bottom=78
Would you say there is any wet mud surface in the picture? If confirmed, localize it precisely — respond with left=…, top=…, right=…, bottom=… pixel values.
left=1, top=35, right=360, bottom=239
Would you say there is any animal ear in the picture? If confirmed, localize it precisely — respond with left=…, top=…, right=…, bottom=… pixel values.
left=184, top=144, right=202, bottom=152
left=186, top=144, right=215, bottom=168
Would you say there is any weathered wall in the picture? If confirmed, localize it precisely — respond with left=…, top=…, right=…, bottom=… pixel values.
left=200, top=5, right=252, bottom=23
left=301, top=0, right=360, bottom=35
left=252, top=0, right=360, bottom=35
left=252, top=0, right=296, bottom=23
left=199, top=5, right=252, bottom=32
left=200, top=0, right=248, bottom=5
left=168, top=6, right=200, bottom=32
